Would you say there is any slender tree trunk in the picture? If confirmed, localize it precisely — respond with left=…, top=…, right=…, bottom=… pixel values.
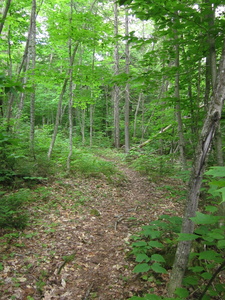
left=67, top=0, right=75, bottom=171
left=48, top=43, right=79, bottom=159
left=48, top=78, right=69, bottom=159
left=81, top=108, right=86, bottom=145
left=90, top=104, right=94, bottom=147
left=7, top=26, right=12, bottom=77
left=10, top=0, right=39, bottom=125
left=29, top=0, right=36, bottom=158
left=168, top=37, right=225, bottom=296
left=113, top=0, right=120, bottom=148
left=124, top=8, right=130, bottom=153
left=141, top=95, right=145, bottom=140
left=133, top=93, right=142, bottom=138
left=67, top=78, right=74, bottom=170
left=206, top=1, right=224, bottom=166
left=174, top=25, right=186, bottom=167
left=0, top=0, right=11, bottom=35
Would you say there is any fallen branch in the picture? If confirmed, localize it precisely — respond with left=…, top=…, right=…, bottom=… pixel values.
left=83, top=282, right=94, bottom=300
left=130, top=124, right=172, bottom=150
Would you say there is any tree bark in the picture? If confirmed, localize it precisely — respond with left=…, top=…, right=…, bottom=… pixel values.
left=29, top=0, right=36, bottom=159
left=124, top=8, right=130, bottom=153
left=48, top=78, right=69, bottom=159
left=174, top=23, right=186, bottom=168
left=133, top=93, right=142, bottom=138
left=48, top=43, right=79, bottom=159
left=0, top=0, right=12, bottom=35
left=67, top=0, right=75, bottom=171
left=168, top=37, right=225, bottom=296
left=81, top=108, right=86, bottom=145
left=113, top=0, right=120, bottom=148
left=205, top=0, right=224, bottom=166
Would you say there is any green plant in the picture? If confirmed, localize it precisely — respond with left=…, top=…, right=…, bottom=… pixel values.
left=0, top=189, right=31, bottom=229
left=69, top=149, right=119, bottom=179
left=129, top=207, right=225, bottom=300
left=204, top=166, right=225, bottom=203
left=128, top=151, right=176, bottom=179
left=130, top=215, right=182, bottom=277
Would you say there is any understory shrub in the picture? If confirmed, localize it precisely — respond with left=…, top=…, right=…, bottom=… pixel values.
left=0, top=189, right=31, bottom=229
left=127, top=150, right=176, bottom=179
left=129, top=209, right=225, bottom=299
left=128, top=166, right=225, bottom=299
left=68, top=149, right=119, bottom=179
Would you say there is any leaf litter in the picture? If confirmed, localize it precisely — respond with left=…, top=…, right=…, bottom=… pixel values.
left=0, top=159, right=184, bottom=299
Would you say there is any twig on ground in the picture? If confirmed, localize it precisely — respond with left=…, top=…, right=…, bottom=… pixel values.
left=114, top=216, right=124, bottom=231
left=83, top=282, right=94, bottom=300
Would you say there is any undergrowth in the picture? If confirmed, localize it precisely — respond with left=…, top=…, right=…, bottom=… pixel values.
left=0, top=127, right=122, bottom=230
left=128, top=166, right=225, bottom=300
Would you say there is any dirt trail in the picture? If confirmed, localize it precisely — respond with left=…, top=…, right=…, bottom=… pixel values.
left=0, top=160, right=183, bottom=300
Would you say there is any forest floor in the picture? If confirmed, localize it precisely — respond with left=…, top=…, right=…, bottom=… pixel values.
left=0, top=154, right=185, bottom=300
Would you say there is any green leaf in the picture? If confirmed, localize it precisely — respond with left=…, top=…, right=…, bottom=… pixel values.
left=133, top=263, right=151, bottom=273
left=200, top=272, right=212, bottom=280
left=132, top=241, right=148, bottom=247
left=143, top=295, right=162, bottom=300
left=198, top=250, right=219, bottom=260
left=205, top=166, right=225, bottom=177
left=205, top=205, right=218, bottom=213
left=141, top=226, right=161, bottom=238
left=148, top=241, right=164, bottom=248
left=0, top=263, right=3, bottom=271
left=177, top=233, right=199, bottom=241
left=207, top=230, right=224, bottom=240
left=201, top=295, right=210, bottom=300
left=217, top=240, right=225, bottom=249
left=188, top=266, right=204, bottom=273
left=151, top=263, right=167, bottom=274
left=151, top=254, right=165, bottom=263
left=183, top=276, right=199, bottom=286
left=174, top=287, right=189, bottom=298
left=217, top=187, right=225, bottom=202
left=136, top=254, right=151, bottom=263
left=210, top=180, right=225, bottom=188
left=190, top=212, right=220, bottom=225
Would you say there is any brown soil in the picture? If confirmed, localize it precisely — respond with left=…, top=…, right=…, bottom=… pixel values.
left=0, top=158, right=184, bottom=300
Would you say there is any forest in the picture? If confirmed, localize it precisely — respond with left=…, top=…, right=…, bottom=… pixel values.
left=0, top=0, right=225, bottom=299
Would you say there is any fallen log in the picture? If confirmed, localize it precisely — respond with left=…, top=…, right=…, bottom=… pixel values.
left=130, top=124, right=172, bottom=150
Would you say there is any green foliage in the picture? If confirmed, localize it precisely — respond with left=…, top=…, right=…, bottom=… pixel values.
left=66, top=148, right=120, bottom=179
left=130, top=215, right=182, bottom=279
left=0, top=189, right=31, bottom=229
left=129, top=295, right=182, bottom=300
left=204, top=166, right=225, bottom=203
left=127, top=150, right=176, bottom=180
left=129, top=202, right=225, bottom=299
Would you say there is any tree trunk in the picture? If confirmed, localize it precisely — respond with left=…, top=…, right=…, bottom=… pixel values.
left=29, top=0, right=36, bottom=159
left=133, top=93, right=142, bottom=138
left=48, top=78, right=69, bottom=159
left=81, top=108, right=86, bottom=145
left=90, top=104, right=94, bottom=147
left=67, top=0, right=75, bottom=171
left=0, top=0, right=12, bottom=35
left=168, top=37, right=225, bottom=296
left=205, top=0, right=224, bottom=166
left=113, top=0, right=120, bottom=148
left=174, top=24, right=186, bottom=167
left=124, top=8, right=130, bottom=153
left=141, top=95, right=145, bottom=140
left=10, top=0, right=39, bottom=125
left=48, top=43, right=79, bottom=159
